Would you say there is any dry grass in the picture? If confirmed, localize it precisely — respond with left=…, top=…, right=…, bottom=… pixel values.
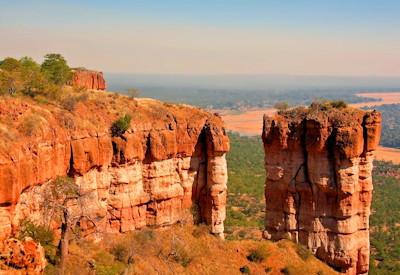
left=18, top=113, right=44, bottom=136
left=47, top=224, right=338, bottom=275
left=0, top=90, right=214, bottom=148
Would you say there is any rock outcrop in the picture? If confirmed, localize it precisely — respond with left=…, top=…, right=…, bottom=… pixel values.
left=0, top=237, right=46, bottom=273
left=0, top=95, right=229, bottom=242
left=262, top=107, right=381, bottom=275
left=69, top=69, right=106, bottom=90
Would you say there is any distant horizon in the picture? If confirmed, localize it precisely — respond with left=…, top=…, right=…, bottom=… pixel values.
left=106, top=72, right=400, bottom=91
left=2, top=1, right=400, bottom=76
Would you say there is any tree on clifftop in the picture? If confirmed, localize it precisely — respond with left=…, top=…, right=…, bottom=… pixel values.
left=41, top=53, right=72, bottom=85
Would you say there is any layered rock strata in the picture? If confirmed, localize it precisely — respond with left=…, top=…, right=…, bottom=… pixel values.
left=0, top=96, right=229, bottom=241
left=0, top=237, right=46, bottom=273
left=69, top=69, right=106, bottom=90
left=262, top=107, right=381, bottom=275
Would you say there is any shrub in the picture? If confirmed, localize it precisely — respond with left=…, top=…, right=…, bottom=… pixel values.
left=60, top=93, right=88, bottom=111
left=309, top=100, right=331, bottom=112
left=93, top=251, right=126, bottom=275
left=171, top=242, right=192, bottom=267
left=110, top=242, right=131, bottom=263
left=18, top=219, right=59, bottom=264
left=126, top=88, right=140, bottom=98
left=280, top=267, right=291, bottom=275
left=247, top=246, right=268, bottom=262
left=58, top=113, right=75, bottom=129
left=133, top=229, right=154, bottom=244
left=330, top=100, right=347, bottom=109
left=274, top=101, right=289, bottom=111
left=238, top=230, right=247, bottom=239
left=265, top=267, right=272, bottom=273
left=192, top=225, right=209, bottom=238
left=295, top=244, right=311, bottom=261
left=309, top=99, right=348, bottom=112
left=111, top=114, right=132, bottom=137
left=18, top=219, right=54, bottom=245
left=19, top=114, right=42, bottom=136
left=240, top=265, right=250, bottom=274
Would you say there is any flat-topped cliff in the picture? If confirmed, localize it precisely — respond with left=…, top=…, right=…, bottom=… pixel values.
left=262, top=104, right=381, bottom=275
left=68, top=69, right=106, bottom=90
left=0, top=92, right=229, bottom=242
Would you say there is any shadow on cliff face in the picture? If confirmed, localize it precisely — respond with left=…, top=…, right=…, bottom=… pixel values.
left=191, top=129, right=207, bottom=224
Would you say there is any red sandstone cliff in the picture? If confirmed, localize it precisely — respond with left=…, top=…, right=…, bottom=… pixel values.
left=262, top=107, right=381, bottom=275
left=69, top=69, right=106, bottom=90
left=0, top=93, right=229, bottom=245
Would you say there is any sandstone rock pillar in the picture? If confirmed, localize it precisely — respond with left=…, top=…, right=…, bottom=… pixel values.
left=262, top=108, right=381, bottom=275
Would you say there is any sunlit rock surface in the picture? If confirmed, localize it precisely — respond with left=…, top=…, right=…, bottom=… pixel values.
left=262, top=107, right=381, bottom=275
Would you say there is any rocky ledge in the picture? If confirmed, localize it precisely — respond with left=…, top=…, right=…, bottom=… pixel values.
left=0, top=93, right=229, bottom=242
left=262, top=106, right=381, bottom=275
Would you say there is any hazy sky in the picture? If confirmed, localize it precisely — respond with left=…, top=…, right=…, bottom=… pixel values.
left=2, top=1, right=400, bottom=76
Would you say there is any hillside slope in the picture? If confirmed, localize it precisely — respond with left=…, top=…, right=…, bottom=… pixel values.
left=44, top=224, right=338, bottom=275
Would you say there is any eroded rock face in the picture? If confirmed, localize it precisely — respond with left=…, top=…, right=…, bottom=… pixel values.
left=0, top=97, right=229, bottom=241
left=262, top=108, right=381, bottom=275
left=0, top=237, right=46, bottom=273
left=69, top=69, right=106, bottom=90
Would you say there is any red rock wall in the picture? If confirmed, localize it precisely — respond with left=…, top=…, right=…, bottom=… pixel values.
left=69, top=69, right=106, bottom=90
left=262, top=109, right=381, bottom=275
left=0, top=99, right=229, bottom=240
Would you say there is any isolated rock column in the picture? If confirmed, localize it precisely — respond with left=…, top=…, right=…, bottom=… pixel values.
left=262, top=108, right=381, bottom=275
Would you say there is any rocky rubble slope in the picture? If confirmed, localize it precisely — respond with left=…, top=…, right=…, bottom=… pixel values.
left=0, top=93, right=229, bottom=243
left=262, top=107, right=381, bottom=275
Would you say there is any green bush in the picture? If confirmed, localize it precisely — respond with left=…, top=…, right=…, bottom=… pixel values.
left=247, top=246, right=268, bottom=262
left=110, top=242, right=131, bottom=263
left=280, top=267, right=291, bottom=275
left=18, top=219, right=54, bottom=245
left=93, top=251, right=126, bottom=275
left=171, top=242, right=192, bottom=267
left=18, top=219, right=58, bottom=265
left=240, top=265, right=250, bottom=274
left=308, top=99, right=348, bottom=112
left=329, top=100, right=347, bottom=109
left=111, top=114, right=132, bottom=137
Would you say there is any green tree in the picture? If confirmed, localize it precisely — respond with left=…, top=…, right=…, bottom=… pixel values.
left=41, top=54, right=72, bottom=85
left=0, top=57, right=21, bottom=71
left=20, top=56, right=40, bottom=72
left=41, top=176, right=80, bottom=275
left=111, top=114, right=132, bottom=137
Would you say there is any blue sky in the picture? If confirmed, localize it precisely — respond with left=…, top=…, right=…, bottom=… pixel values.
left=1, top=1, right=400, bottom=75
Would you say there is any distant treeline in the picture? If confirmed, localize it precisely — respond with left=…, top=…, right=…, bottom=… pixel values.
left=116, top=86, right=381, bottom=110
